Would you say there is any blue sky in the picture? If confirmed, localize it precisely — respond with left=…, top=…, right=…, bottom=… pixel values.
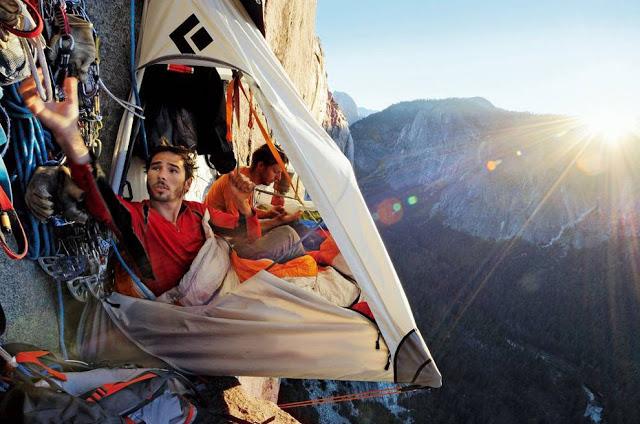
left=316, top=0, right=640, bottom=116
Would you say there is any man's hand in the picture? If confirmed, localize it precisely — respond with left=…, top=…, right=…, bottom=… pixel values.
left=274, top=210, right=303, bottom=225
left=260, top=209, right=303, bottom=232
left=228, top=170, right=255, bottom=216
left=261, top=204, right=285, bottom=219
left=19, top=73, right=89, bottom=164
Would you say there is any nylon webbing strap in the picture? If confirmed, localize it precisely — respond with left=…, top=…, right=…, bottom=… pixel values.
left=14, top=350, right=67, bottom=381
left=225, top=78, right=234, bottom=142
left=236, top=79, right=304, bottom=205
left=0, top=0, right=44, bottom=39
left=225, top=73, right=242, bottom=143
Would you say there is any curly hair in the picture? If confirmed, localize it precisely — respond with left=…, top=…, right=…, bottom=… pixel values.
left=250, top=143, right=288, bottom=170
left=145, top=144, right=198, bottom=180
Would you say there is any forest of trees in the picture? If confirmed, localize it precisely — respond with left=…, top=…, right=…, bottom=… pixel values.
left=281, top=182, right=640, bottom=423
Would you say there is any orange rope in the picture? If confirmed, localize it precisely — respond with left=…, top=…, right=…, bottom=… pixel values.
left=225, top=80, right=235, bottom=143
left=236, top=79, right=302, bottom=204
left=278, top=385, right=423, bottom=409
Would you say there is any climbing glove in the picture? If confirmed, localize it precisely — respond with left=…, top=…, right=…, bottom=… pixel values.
left=25, top=165, right=88, bottom=224
left=0, top=0, right=19, bottom=41
left=48, top=14, right=96, bottom=83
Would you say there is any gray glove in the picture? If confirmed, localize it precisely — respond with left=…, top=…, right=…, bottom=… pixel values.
left=25, top=165, right=88, bottom=224
left=48, top=14, right=96, bottom=83
left=0, top=0, right=20, bottom=41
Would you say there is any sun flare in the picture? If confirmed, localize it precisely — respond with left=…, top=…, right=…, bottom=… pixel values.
left=580, top=109, right=640, bottom=144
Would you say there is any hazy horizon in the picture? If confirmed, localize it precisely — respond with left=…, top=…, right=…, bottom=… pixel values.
left=316, top=0, right=640, bottom=117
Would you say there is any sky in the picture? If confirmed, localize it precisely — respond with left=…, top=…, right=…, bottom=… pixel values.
left=316, top=0, right=640, bottom=116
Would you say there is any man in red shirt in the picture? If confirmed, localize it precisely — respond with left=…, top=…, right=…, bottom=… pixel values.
left=19, top=75, right=296, bottom=296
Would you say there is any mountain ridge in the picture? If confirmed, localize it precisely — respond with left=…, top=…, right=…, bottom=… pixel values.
left=351, top=96, right=639, bottom=248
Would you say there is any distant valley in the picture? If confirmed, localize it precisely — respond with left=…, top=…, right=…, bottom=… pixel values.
left=281, top=97, right=640, bottom=423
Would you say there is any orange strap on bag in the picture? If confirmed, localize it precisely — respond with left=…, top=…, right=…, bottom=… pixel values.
left=14, top=351, right=67, bottom=381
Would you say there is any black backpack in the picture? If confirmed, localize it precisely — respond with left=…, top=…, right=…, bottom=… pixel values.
left=137, top=64, right=237, bottom=174
left=0, top=344, right=200, bottom=423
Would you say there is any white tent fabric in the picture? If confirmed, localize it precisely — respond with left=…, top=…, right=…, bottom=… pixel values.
left=108, top=0, right=441, bottom=387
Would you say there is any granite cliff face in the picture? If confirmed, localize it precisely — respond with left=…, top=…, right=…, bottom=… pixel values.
left=213, top=0, right=353, bottom=165
left=332, top=91, right=359, bottom=124
left=352, top=98, right=640, bottom=248
left=265, top=0, right=327, bottom=124
left=323, top=91, right=354, bottom=163
left=332, top=91, right=378, bottom=125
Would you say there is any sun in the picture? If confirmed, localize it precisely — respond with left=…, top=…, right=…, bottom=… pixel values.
left=580, top=109, right=640, bottom=145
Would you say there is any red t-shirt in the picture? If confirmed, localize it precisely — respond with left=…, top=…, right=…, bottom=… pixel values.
left=70, top=162, right=260, bottom=295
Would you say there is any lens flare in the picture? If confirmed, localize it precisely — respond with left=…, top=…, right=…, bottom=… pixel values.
left=376, top=197, right=403, bottom=226
left=486, top=160, right=502, bottom=172
left=580, top=109, right=639, bottom=145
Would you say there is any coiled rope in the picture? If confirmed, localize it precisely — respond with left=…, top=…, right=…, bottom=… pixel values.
left=2, top=83, right=54, bottom=259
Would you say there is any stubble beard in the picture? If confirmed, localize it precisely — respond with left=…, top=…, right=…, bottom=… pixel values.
left=147, top=181, right=184, bottom=202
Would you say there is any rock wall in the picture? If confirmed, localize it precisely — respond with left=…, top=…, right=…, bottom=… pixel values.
left=264, top=0, right=327, bottom=124
left=323, top=91, right=354, bottom=163
left=1, top=2, right=343, bottom=416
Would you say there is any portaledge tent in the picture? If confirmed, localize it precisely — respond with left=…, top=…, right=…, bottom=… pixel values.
left=107, top=0, right=441, bottom=387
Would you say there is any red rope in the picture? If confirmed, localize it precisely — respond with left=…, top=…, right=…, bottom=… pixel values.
left=0, top=0, right=44, bottom=39
left=278, top=385, right=421, bottom=410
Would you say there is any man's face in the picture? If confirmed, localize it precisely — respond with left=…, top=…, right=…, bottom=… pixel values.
left=146, top=151, right=192, bottom=202
left=257, top=163, right=282, bottom=186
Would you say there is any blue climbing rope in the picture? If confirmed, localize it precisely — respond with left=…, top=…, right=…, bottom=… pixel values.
left=1, top=84, right=55, bottom=259
left=109, top=238, right=156, bottom=300
left=56, top=281, right=68, bottom=359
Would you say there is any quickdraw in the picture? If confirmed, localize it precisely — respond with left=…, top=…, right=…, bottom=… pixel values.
left=49, top=0, right=75, bottom=100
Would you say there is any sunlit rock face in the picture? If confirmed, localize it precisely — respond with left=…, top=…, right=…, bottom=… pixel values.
left=323, top=91, right=355, bottom=163
left=333, top=91, right=359, bottom=124
left=230, top=0, right=352, bottom=164
left=333, top=91, right=379, bottom=125
left=264, top=0, right=327, bottom=124
left=351, top=97, right=640, bottom=247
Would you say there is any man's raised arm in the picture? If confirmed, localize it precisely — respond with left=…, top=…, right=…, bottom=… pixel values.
left=20, top=75, right=90, bottom=165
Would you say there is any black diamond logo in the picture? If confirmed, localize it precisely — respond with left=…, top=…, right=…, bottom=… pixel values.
left=169, top=14, right=213, bottom=54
